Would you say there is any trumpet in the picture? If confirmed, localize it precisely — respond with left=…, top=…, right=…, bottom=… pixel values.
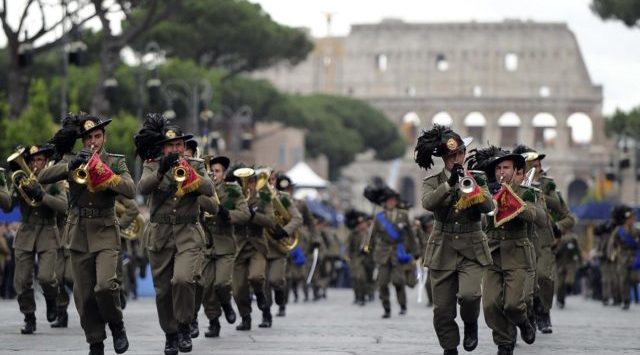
left=72, top=145, right=95, bottom=184
left=458, top=170, right=486, bottom=194
left=172, top=162, right=187, bottom=182
left=7, top=147, right=41, bottom=207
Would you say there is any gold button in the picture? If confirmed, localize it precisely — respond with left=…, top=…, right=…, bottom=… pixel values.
left=34, top=212, right=39, bottom=215
left=173, top=197, right=177, bottom=201
left=454, top=236, right=459, bottom=239
left=172, top=209, right=176, bottom=213
left=89, top=202, right=92, bottom=206
left=454, top=209, right=459, bottom=214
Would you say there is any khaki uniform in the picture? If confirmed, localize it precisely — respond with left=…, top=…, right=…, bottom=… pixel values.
left=422, top=169, right=493, bottom=350
left=288, top=199, right=316, bottom=302
left=313, top=229, right=340, bottom=298
left=607, top=225, right=639, bottom=306
left=38, top=151, right=135, bottom=344
left=555, top=233, right=582, bottom=305
left=347, top=228, right=368, bottom=303
left=264, top=191, right=302, bottom=313
left=138, top=158, right=213, bottom=334
left=233, top=189, right=275, bottom=318
left=0, top=172, right=11, bottom=210
left=12, top=180, right=67, bottom=316
left=371, top=207, right=417, bottom=312
left=598, top=233, right=619, bottom=304
left=197, top=181, right=250, bottom=320
left=54, top=207, right=73, bottom=317
left=482, top=185, right=539, bottom=347
left=115, top=196, right=141, bottom=300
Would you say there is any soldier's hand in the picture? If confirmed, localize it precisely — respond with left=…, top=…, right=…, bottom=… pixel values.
left=552, top=223, right=562, bottom=238
left=271, top=225, right=288, bottom=240
left=158, top=153, right=179, bottom=175
left=217, top=205, right=230, bottom=221
left=24, top=183, right=44, bottom=202
left=67, top=152, right=88, bottom=170
left=448, top=164, right=464, bottom=187
left=488, top=181, right=502, bottom=195
left=311, top=241, right=322, bottom=249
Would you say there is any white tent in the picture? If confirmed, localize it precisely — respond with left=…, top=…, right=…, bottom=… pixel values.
left=286, top=162, right=328, bottom=188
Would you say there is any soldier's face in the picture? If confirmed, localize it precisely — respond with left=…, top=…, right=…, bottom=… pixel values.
left=495, top=160, right=515, bottom=183
left=163, top=140, right=185, bottom=156
left=211, top=163, right=225, bottom=183
left=384, top=196, right=397, bottom=210
left=513, top=168, right=525, bottom=185
left=29, top=154, right=47, bottom=174
left=357, top=220, right=369, bottom=232
left=184, top=148, right=194, bottom=158
left=82, top=129, right=105, bottom=152
left=443, top=150, right=465, bottom=171
left=269, top=172, right=277, bottom=186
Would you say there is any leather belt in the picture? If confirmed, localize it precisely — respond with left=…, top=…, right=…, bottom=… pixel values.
left=151, top=214, right=198, bottom=225
left=23, top=217, right=56, bottom=225
left=73, top=207, right=115, bottom=218
left=434, top=221, right=481, bottom=233
left=488, top=230, right=529, bottom=240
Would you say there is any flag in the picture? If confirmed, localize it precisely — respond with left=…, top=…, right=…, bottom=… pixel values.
left=86, top=153, right=120, bottom=192
left=454, top=173, right=486, bottom=210
left=492, top=184, right=526, bottom=228
left=175, top=159, right=201, bottom=197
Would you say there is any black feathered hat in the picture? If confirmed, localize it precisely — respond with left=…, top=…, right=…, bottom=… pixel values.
left=275, top=174, right=294, bottom=191
left=24, top=143, right=54, bottom=161
left=344, top=209, right=370, bottom=229
left=49, top=113, right=83, bottom=161
left=612, top=204, right=634, bottom=226
left=465, top=145, right=525, bottom=182
left=513, top=144, right=546, bottom=162
left=363, top=181, right=398, bottom=205
left=134, top=113, right=168, bottom=160
left=415, top=124, right=472, bottom=170
left=157, top=125, right=193, bottom=145
left=78, top=114, right=111, bottom=137
left=205, top=155, right=231, bottom=171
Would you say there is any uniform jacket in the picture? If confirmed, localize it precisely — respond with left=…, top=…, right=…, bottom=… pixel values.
left=39, top=150, right=135, bottom=253
left=555, top=233, right=582, bottom=266
left=422, top=169, right=494, bottom=270
left=138, top=158, right=214, bottom=253
left=199, top=181, right=250, bottom=256
left=607, top=225, right=640, bottom=265
left=370, top=207, right=417, bottom=266
left=267, top=191, right=303, bottom=259
left=234, top=187, right=275, bottom=256
left=0, top=175, right=10, bottom=211
left=116, top=195, right=140, bottom=230
left=12, top=180, right=68, bottom=252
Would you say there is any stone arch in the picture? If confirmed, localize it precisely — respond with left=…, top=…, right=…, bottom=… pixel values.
left=567, top=113, right=593, bottom=146
left=498, top=112, right=521, bottom=147
left=432, top=111, right=453, bottom=126
left=464, top=111, right=487, bottom=144
left=567, top=179, right=589, bottom=208
left=400, top=176, right=416, bottom=207
left=400, top=111, right=421, bottom=143
left=532, top=112, right=557, bottom=148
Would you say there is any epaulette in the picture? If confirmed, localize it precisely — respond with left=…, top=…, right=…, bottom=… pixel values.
left=423, top=172, right=441, bottom=181
left=108, top=153, right=125, bottom=158
left=187, top=157, right=205, bottom=163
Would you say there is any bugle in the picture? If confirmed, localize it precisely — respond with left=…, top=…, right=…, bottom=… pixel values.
left=72, top=145, right=95, bottom=184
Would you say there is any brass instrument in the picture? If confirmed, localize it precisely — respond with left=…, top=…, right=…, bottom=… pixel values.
left=72, top=145, right=95, bottom=185
left=115, top=200, right=145, bottom=240
left=7, top=147, right=41, bottom=207
left=459, top=175, right=476, bottom=194
left=172, top=162, right=187, bottom=182
left=265, top=181, right=300, bottom=254
left=233, top=167, right=255, bottom=200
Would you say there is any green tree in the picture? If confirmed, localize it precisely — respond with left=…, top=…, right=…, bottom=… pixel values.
left=591, top=0, right=640, bottom=27
left=605, top=106, right=640, bottom=139
left=134, top=0, right=312, bottom=79
left=0, top=80, right=57, bottom=159
left=106, top=112, right=140, bottom=173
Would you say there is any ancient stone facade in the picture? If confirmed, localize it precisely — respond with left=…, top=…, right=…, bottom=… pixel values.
left=254, top=19, right=609, bottom=212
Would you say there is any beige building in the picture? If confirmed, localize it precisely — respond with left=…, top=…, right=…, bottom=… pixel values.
left=255, top=19, right=614, bottom=212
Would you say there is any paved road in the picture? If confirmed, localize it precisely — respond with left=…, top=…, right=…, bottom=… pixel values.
left=0, top=287, right=639, bottom=354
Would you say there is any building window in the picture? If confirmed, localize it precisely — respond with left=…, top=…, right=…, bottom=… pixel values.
left=472, top=85, right=482, bottom=97
left=436, top=53, right=449, bottom=71
left=532, top=113, right=557, bottom=148
left=498, top=112, right=521, bottom=147
left=505, top=53, right=518, bottom=71
left=539, top=86, right=551, bottom=97
left=464, top=112, right=487, bottom=143
left=376, top=54, right=388, bottom=72
left=406, top=86, right=416, bottom=97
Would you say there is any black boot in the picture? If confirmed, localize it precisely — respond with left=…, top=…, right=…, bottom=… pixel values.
left=51, top=309, right=68, bottom=328
left=177, top=323, right=192, bottom=352
left=45, top=298, right=57, bottom=322
left=164, top=333, right=178, bottom=355
left=443, top=349, right=458, bottom=355
left=89, top=342, right=105, bottom=355
left=255, top=292, right=267, bottom=310
left=497, top=344, right=514, bottom=355
left=190, top=318, right=199, bottom=338
left=109, top=321, right=129, bottom=354
left=204, top=318, right=221, bottom=338
left=463, top=322, right=478, bottom=351
left=258, top=309, right=272, bottom=328
left=622, top=301, right=631, bottom=310
left=274, top=289, right=285, bottom=306
left=382, top=306, right=391, bottom=319
left=540, top=313, right=553, bottom=334
left=20, top=313, right=36, bottom=334
left=518, top=320, right=536, bottom=344
left=399, top=305, right=407, bottom=315
left=236, top=316, right=251, bottom=331
left=222, top=302, right=236, bottom=324
left=119, top=290, right=127, bottom=310
left=276, top=305, right=286, bottom=317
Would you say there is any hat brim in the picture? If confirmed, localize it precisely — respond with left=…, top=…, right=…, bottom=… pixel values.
left=25, top=147, right=54, bottom=160
left=157, top=134, right=194, bottom=145
left=208, top=156, right=230, bottom=170
left=80, top=119, right=112, bottom=137
left=440, top=136, right=473, bottom=157
left=488, top=153, right=526, bottom=171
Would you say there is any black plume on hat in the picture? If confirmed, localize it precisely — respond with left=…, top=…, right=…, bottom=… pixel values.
left=345, top=209, right=368, bottom=229
left=414, top=124, right=449, bottom=170
left=466, top=145, right=505, bottom=171
left=135, top=113, right=168, bottom=160
left=363, top=179, right=388, bottom=205
left=612, top=204, right=633, bottom=226
left=513, top=145, right=534, bottom=155
left=49, top=113, right=82, bottom=161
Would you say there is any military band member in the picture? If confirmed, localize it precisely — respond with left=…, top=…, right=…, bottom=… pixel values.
left=555, top=232, right=582, bottom=309
left=232, top=165, right=276, bottom=331
left=469, top=146, right=538, bottom=355
left=415, top=125, right=493, bottom=355
left=594, top=220, right=620, bottom=306
left=345, top=209, right=371, bottom=305
left=8, top=144, right=66, bottom=334
left=607, top=205, right=640, bottom=310
left=136, top=114, right=214, bottom=355
left=0, top=167, right=10, bottom=210
left=414, top=214, right=434, bottom=307
left=260, top=173, right=302, bottom=324
left=115, top=196, right=142, bottom=307
left=39, top=114, right=134, bottom=355
left=196, top=156, right=250, bottom=338
left=288, top=192, right=318, bottom=303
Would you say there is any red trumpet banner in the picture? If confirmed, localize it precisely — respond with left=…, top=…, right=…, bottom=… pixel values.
left=175, top=159, right=201, bottom=197
left=492, top=183, right=525, bottom=228
left=86, top=153, right=120, bottom=192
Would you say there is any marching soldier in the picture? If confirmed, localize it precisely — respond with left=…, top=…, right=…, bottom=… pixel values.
left=594, top=220, right=620, bottom=305
left=288, top=192, right=318, bottom=303
left=232, top=165, right=276, bottom=331
left=368, top=186, right=417, bottom=318
left=9, top=144, right=67, bottom=334
left=0, top=168, right=10, bottom=210
left=115, top=196, right=142, bottom=307
left=136, top=114, right=214, bottom=355
left=514, top=145, right=575, bottom=333
left=555, top=232, right=582, bottom=309
left=196, top=155, right=250, bottom=338
left=414, top=125, right=493, bottom=354
left=468, top=145, right=539, bottom=355
left=260, top=173, right=302, bottom=324
left=345, top=209, right=371, bottom=305
left=607, top=205, right=640, bottom=310
left=414, top=214, right=434, bottom=307
left=39, top=114, right=134, bottom=355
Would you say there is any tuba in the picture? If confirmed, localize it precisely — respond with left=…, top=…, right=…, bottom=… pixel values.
left=260, top=170, right=300, bottom=254
left=115, top=200, right=145, bottom=240
left=233, top=167, right=255, bottom=200
left=7, top=147, right=41, bottom=207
